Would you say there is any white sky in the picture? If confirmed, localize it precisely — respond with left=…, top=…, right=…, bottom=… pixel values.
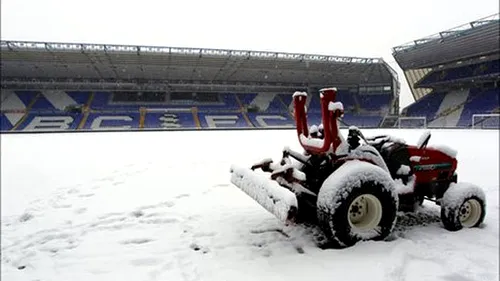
left=1, top=0, right=498, bottom=108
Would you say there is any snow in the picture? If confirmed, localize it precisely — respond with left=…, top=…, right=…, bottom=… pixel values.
left=409, top=156, right=422, bottom=162
left=394, top=176, right=416, bottom=194
left=1, top=129, right=499, bottom=281
left=348, top=125, right=359, bottom=132
left=343, top=144, right=390, bottom=173
left=299, top=133, right=325, bottom=148
left=320, top=87, right=337, bottom=92
left=292, top=91, right=307, bottom=98
left=269, top=163, right=306, bottom=182
left=396, top=164, right=411, bottom=175
left=291, top=168, right=306, bottom=182
left=367, top=134, right=406, bottom=146
left=309, top=124, right=318, bottom=134
left=428, top=144, right=458, bottom=158
left=317, top=160, right=398, bottom=214
left=252, top=157, right=273, bottom=167
left=328, top=101, right=344, bottom=112
left=441, top=182, right=486, bottom=217
left=282, top=146, right=310, bottom=165
left=417, top=130, right=431, bottom=148
left=334, top=121, right=350, bottom=155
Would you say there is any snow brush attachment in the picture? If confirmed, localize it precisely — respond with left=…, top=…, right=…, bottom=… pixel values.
left=230, top=165, right=299, bottom=224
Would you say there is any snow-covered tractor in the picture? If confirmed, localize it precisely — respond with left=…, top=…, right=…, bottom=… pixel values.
left=229, top=88, right=486, bottom=248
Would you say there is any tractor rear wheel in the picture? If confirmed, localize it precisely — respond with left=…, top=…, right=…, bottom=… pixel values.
left=316, top=160, right=398, bottom=248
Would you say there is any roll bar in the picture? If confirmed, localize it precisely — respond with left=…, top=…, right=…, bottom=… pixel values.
left=293, top=88, right=344, bottom=155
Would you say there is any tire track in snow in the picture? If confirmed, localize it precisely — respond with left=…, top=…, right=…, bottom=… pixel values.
left=383, top=205, right=497, bottom=281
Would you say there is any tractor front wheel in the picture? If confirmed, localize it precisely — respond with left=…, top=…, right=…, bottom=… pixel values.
left=440, top=182, right=486, bottom=231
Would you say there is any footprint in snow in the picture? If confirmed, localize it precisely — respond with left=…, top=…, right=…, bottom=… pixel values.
left=73, top=208, right=87, bottom=215
left=130, top=257, right=162, bottom=267
left=19, top=212, right=34, bottom=223
left=131, top=210, right=145, bottom=218
left=189, top=243, right=210, bottom=254
left=190, top=243, right=201, bottom=251
left=98, top=177, right=114, bottom=182
left=120, top=238, right=154, bottom=245
left=52, top=203, right=72, bottom=209
left=78, top=193, right=94, bottom=198
left=192, top=232, right=216, bottom=238
left=67, top=188, right=79, bottom=194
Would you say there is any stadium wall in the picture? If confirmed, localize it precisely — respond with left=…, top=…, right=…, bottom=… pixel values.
left=1, top=89, right=396, bottom=133
left=2, top=109, right=489, bottom=134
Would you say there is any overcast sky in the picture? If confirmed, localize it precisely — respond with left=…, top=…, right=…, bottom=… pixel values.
left=1, top=0, right=498, bottom=108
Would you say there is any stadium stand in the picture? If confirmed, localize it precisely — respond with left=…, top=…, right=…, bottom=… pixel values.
left=0, top=41, right=399, bottom=132
left=393, top=13, right=500, bottom=129
left=416, top=59, right=499, bottom=87
left=3, top=13, right=497, bottom=133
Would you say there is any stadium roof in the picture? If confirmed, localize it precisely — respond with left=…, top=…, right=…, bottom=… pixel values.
left=392, top=13, right=500, bottom=69
left=0, top=40, right=397, bottom=92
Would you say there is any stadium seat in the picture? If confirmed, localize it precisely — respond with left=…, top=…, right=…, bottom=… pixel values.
left=417, top=59, right=499, bottom=87
left=357, top=94, right=392, bottom=112
left=143, top=112, right=198, bottom=129
left=456, top=88, right=500, bottom=127
left=336, top=90, right=357, bottom=112
left=403, top=91, right=447, bottom=120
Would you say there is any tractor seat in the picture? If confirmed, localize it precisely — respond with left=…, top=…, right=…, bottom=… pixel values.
left=379, top=142, right=411, bottom=179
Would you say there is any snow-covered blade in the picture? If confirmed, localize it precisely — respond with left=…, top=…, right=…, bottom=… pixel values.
left=230, top=165, right=298, bottom=223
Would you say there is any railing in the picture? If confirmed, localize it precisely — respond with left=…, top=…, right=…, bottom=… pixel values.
left=1, top=40, right=382, bottom=64
left=392, top=13, right=499, bottom=53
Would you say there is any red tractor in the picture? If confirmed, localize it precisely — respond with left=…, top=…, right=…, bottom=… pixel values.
left=230, top=88, right=486, bottom=248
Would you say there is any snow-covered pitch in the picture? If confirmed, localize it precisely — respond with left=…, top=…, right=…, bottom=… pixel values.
left=1, top=129, right=498, bottom=281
